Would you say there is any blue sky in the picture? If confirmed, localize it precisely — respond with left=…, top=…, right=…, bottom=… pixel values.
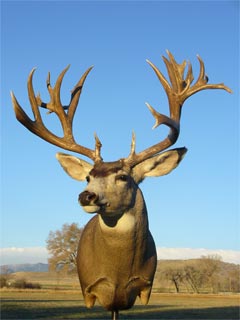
left=1, top=1, right=239, bottom=263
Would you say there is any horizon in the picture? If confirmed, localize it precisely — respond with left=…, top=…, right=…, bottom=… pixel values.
left=1, top=246, right=239, bottom=266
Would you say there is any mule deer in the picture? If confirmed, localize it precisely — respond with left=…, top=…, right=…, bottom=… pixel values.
left=11, top=51, right=231, bottom=319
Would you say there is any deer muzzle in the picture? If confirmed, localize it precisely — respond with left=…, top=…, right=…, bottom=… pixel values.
left=79, top=191, right=99, bottom=206
left=78, top=191, right=110, bottom=214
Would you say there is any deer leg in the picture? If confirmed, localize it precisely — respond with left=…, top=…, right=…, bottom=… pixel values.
left=111, top=310, right=119, bottom=320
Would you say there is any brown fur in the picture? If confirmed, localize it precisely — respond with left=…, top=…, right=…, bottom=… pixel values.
left=90, top=161, right=125, bottom=178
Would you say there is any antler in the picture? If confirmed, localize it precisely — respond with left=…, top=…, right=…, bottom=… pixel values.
left=125, top=50, right=232, bottom=168
left=11, top=66, right=102, bottom=162
left=11, top=52, right=231, bottom=167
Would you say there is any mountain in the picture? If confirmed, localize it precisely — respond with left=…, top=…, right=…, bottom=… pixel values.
left=0, top=263, right=48, bottom=274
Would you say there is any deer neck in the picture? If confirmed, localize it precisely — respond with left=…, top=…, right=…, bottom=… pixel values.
left=98, top=188, right=148, bottom=235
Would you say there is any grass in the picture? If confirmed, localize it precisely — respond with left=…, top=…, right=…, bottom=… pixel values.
left=1, top=272, right=239, bottom=319
left=1, top=290, right=239, bottom=319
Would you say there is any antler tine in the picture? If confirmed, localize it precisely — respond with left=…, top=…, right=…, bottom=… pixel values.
left=39, top=65, right=94, bottom=138
left=28, top=68, right=42, bottom=121
left=11, top=68, right=49, bottom=139
left=40, top=66, right=70, bottom=134
left=47, top=65, right=70, bottom=112
left=68, top=66, right=94, bottom=124
left=184, top=55, right=233, bottom=99
left=125, top=51, right=232, bottom=168
left=11, top=66, right=102, bottom=162
left=94, top=133, right=102, bottom=163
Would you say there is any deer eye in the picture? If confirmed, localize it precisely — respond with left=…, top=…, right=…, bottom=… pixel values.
left=86, top=176, right=90, bottom=183
left=116, top=174, right=128, bottom=182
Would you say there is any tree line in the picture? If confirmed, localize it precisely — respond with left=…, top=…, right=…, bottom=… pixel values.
left=155, top=255, right=240, bottom=294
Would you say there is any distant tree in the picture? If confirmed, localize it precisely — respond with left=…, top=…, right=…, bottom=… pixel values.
left=201, top=254, right=222, bottom=271
left=228, top=269, right=240, bottom=293
left=0, top=275, right=8, bottom=288
left=158, top=257, right=239, bottom=294
left=184, top=265, right=203, bottom=293
left=200, top=254, right=222, bottom=293
left=46, top=223, right=83, bottom=273
left=161, top=267, right=185, bottom=293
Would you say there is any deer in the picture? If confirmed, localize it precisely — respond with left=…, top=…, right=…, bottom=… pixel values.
left=11, top=51, right=231, bottom=320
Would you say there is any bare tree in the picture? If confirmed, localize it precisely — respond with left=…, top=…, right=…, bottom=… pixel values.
left=46, top=223, right=83, bottom=273
left=161, top=267, right=185, bottom=293
left=228, top=269, right=240, bottom=293
left=200, top=254, right=222, bottom=293
left=184, top=265, right=203, bottom=293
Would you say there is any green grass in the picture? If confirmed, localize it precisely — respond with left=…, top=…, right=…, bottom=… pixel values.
left=1, top=290, right=239, bottom=319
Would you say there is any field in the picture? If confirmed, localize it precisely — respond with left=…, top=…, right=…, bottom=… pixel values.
left=1, top=290, right=239, bottom=319
left=1, top=272, right=239, bottom=319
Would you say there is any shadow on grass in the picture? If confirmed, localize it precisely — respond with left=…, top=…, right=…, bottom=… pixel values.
left=122, top=305, right=240, bottom=319
left=1, top=303, right=239, bottom=319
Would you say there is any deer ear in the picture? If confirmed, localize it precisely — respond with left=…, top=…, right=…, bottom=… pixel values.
left=56, top=153, right=93, bottom=181
left=132, top=147, right=187, bottom=183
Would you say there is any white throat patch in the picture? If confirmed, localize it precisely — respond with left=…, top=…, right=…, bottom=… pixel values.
left=99, top=213, right=135, bottom=233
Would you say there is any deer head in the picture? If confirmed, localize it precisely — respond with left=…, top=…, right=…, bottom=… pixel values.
left=11, top=51, right=231, bottom=319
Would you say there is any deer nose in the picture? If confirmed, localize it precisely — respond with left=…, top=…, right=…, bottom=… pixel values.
left=79, top=191, right=99, bottom=206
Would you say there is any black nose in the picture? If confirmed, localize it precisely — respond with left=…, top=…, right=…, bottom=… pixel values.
left=79, top=191, right=98, bottom=206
